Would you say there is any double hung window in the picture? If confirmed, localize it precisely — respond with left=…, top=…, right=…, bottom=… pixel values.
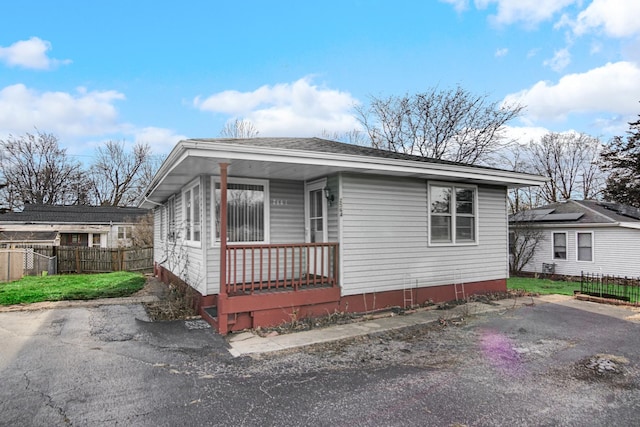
left=429, top=183, right=477, bottom=245
left=183, top=181, right=201, bottom=243
left=577, top=232, right=593, bottom=262
left=167, top=196, right=176, bottom=240
left=553, top=232, right=567, bottom=260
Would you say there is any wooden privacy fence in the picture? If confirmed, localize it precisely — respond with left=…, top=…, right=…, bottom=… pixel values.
left=57, top=246, right=154, bottom=274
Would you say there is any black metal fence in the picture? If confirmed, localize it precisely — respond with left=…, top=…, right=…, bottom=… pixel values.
left=580, top=272, right=640, bottom=304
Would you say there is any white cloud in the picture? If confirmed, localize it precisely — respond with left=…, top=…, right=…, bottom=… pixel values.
left=573, top=0, right=640, bottom=38
left=503, top=61, right=640, bottom=122
left=194, top=77, right=361, bottom=137
left=543, top=48, right=571, bottom=72
left=0, top=37, right=70, bottom=70
left=0, top=84, right=124, bottom=137
left=495, top=48, right=508, bottom=57
left=474, top=0, right=577, bottom=27
left=503, top=125, right=552, bottom=145
left=133, top=127, right=186, bottom=154
left=440, top=0, right=469, bottom=13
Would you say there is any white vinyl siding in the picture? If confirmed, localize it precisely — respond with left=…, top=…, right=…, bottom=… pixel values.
left=520, top=227, right=640, bottom=277
left=340, top=174, right=507, bottom=296
left=153, top=207, right=163, bottom=263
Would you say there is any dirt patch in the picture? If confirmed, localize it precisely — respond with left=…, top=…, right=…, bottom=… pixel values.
left=570, top=353, right=637, bottom=388
left=141, top=277, right=198, bottom=321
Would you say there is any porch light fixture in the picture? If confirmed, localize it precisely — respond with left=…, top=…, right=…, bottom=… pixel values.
left=324, top=186, right=334, bottom=205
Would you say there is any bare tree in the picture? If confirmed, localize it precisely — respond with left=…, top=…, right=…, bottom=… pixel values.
left=128, top=212, right=154, bottom=247
left=498, top=143, right=547, bottom=213
left=219, top=118, right=260, bottom=138
left=509, top=218, right=544, bottom=274
left=355, top=85, right=523, bottom=164
left=526, top=132, right=604, bottom=203
left=0, top=131, right=87, bottom=210
left=89, top=141, right=152, bottom=206
left=320, top=129, right=369, bottom=146
left=137, top=154, right=167, bottom=200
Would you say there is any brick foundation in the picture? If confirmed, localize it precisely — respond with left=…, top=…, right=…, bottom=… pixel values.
left=154, top=263, right=507, bottom=334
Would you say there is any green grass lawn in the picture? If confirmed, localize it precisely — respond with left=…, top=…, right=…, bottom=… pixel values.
left=507, top=276, right=581, bottom=296
left=0, top=272, right=146, bottom=306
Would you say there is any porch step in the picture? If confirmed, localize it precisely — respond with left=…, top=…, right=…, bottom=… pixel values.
left=203, top=306, right=217, bottom=319
left=202, top=306, right=237, bottom=327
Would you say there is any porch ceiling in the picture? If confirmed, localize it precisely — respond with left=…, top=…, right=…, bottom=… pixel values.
left=146, top=156, right=353, bottom=203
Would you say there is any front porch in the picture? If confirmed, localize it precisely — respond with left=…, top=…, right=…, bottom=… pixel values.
left=204, top=242, right=341, bottom=333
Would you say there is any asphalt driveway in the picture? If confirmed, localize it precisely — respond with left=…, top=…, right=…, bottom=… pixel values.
left=1, top=298, right=639, bottom=426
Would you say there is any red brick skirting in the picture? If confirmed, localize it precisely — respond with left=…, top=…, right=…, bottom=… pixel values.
left=154, top=263, right=506, bottom=334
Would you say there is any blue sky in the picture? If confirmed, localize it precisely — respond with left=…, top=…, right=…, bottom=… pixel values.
left=1, top=0, right=639, bottom=161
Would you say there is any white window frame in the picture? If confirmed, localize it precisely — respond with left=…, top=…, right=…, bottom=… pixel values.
left=576, top=231, right=594, bottom=262
left=428, top=182, right=478, bottom=246
left=211, top=177, right=270, bottom=246
left=118, top=226, right=132, bottom=240
left=167, top=196, right=176, bottom=241
left=552, top=231, right=568, bottom=260
left=182, top=178, right=202, bottom=247
left=159, top=206, right=165, bottom=242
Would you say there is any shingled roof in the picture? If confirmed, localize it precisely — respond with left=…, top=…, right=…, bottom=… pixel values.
left=0, top=204, right=149, bottom=224
left=0, top=230, right=58, bottom=242
left=510, top=200, right=640, bottom=225
left=189, top=137, right=506, bottom=172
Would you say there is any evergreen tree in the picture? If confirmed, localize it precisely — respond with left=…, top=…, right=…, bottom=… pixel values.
left=601, top=115, right=640, bottom=207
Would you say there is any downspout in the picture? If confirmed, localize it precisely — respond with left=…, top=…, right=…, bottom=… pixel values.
left=218, top=163, right=229, bottom=334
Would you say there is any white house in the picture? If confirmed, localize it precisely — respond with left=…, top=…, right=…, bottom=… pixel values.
left=510, top=199, right=640, bottom=278
left=139, top=137, right=546, bottom=334
left=0, top=204, right=149, bottom=249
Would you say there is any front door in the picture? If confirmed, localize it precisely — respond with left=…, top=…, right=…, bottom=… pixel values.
left=306, top=180, right=328, bottom=243
left=305, top=180, right=328, bottom=277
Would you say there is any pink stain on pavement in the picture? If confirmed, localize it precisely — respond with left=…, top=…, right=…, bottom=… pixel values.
left=479, top=330, right=522, bottom=375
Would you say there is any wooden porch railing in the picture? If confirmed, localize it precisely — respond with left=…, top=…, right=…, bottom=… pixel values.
left=225, top=242, right=338, bottom=295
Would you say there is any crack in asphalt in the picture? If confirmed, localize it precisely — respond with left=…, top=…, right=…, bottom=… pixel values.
left=23, top=372, right=72, bottom=425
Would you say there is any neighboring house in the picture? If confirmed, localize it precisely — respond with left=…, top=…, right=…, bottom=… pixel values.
left=139, top=137, right=546, bottom=334
left=509, top=200, right=640, bottom=278
left=0, top=204, right=150, bottom=249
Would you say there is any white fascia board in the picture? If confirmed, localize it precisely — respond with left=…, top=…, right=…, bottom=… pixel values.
left=182, top=141, right=548, bottom=187
left=620, top=222, right=640, bottom=230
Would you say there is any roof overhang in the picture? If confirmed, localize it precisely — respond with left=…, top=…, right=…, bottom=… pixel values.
left=139, top=140, right=548, bottom=208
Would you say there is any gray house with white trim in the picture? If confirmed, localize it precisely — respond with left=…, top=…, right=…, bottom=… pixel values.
left=140, top=137, right=545, bottom=334
left=510, top=200, right=640, bottom=278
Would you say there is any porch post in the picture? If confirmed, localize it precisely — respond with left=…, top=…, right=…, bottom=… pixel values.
left=218, top=162, right=229, bottom=334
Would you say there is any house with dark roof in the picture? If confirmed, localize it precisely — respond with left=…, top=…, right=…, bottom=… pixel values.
left=509, top=199, right=640, bottom=277
left=0, top=204, right=150, bottom=248
left=139, top=137, right=546, bottom=334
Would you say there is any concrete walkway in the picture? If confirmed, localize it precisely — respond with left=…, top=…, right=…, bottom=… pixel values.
left=227, top=294, right=569, bottom=357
